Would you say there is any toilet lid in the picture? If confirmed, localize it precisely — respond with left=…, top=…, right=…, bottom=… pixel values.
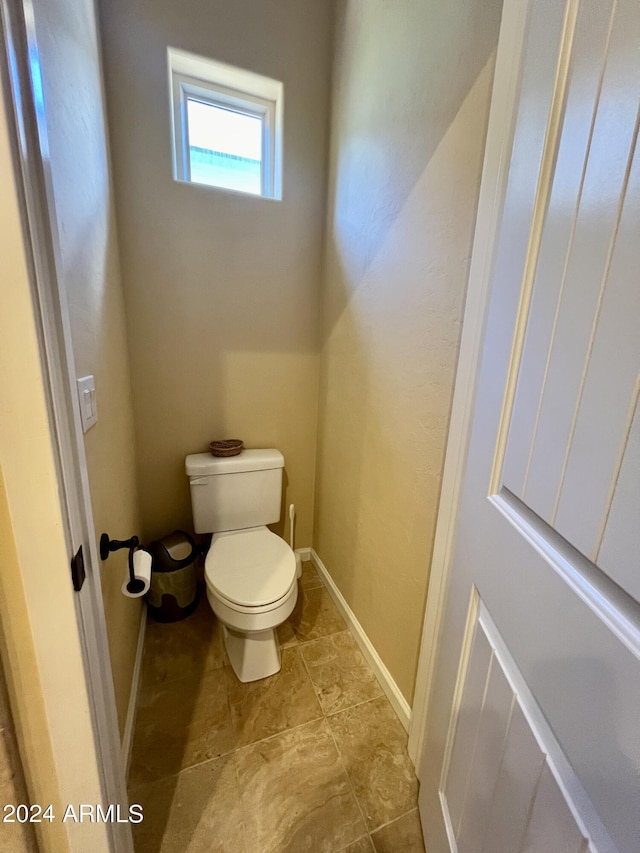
left=205, top=527, right=296, bottom=608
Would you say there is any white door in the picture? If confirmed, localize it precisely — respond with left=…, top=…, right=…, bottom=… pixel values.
left=2, top=2, right=132, bottom=850
left=417, top=0, right=640, bottom=851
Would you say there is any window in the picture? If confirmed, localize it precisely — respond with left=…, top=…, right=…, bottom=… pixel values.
left=168, top=48, right=283, bottom=199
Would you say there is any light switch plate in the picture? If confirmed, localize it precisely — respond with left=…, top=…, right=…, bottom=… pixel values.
left=77, top=375, right=98, bottom=432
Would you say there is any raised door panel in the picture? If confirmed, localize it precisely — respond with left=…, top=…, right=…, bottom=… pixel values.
left=499, top=0, right=640, bottom=601
left=441, top=604, right=591, bottom=853
left=521, top=765, right=587, bottom=853
left=456, top=660, right=514, bottom=853
left=554, top=144, right=640, bottom=563
left=480, top=702, right=547, bottom=853
left=443, top=624, right=494, bottom=837
left=501, top=0, right=616, bottom=493
left=597, top=398, right=640, bottom=599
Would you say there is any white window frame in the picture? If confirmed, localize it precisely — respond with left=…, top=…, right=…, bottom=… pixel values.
left=168, top=48, right=283, bottom=199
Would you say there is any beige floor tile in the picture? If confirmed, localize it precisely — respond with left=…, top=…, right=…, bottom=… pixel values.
left=276, top=563, right=325, bottom=647
left=275, top=618, right=299, bottom=649
left=339, top=836, right=375, bottom=852
left=131, top=754, right=246, bottom=853
left=141, top=595, right=226, bottom=690
left=290, top=586, right=346, bottom=642
left=236, top=718, right=367, bottom=853
left=371, top=809, right=425, bottom=853
left=225, top=648, right=322, bottom=748
left=130, top=572, right=418, bottom=851
left=300, top=631, right=383, bottom=715
left=300, top=560, right=323, bottom=590
left=327, top=697, right=418, bottom=831
left=129, top=667, right=236, bottom=786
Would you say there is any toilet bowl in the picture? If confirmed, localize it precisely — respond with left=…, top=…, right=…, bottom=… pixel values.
left=186, top=448, right=297, bottom=682
left=204, top=526, right=297, bottom=681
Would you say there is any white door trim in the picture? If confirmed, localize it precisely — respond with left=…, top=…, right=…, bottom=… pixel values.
left=1, top=2, right=132, bottom=849
left=408, top=0, right=531, bottom=768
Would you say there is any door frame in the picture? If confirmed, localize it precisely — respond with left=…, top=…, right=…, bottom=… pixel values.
left=0, top=2, right=132, bottom=850
left=408, top=0, right=530, bottom=768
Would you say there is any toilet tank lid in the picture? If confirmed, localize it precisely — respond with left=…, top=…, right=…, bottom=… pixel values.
left=186, top=448, right=284, bottom=477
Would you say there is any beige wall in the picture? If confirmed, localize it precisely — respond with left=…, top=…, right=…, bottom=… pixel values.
left=0, top=468, right=70, bottom=853
left=33, top=0, right=142, bottom=734
left=98, top=0, right=334, bottom=544
left=0, top=542, right=37, bottom=853
left=315, top=0, right=502, bottom=703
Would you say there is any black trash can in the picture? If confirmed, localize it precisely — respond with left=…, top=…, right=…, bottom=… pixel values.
left=147, top=530, right=199, bottom=622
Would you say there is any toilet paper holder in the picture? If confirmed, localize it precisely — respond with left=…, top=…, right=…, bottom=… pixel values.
left=100, top=533, right=147, bottom=595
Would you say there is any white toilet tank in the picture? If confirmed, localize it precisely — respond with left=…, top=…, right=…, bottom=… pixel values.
left=186, top=449, right=284, bottom=534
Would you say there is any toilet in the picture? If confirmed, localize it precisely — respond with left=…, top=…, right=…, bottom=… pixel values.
left=185, top=448, right=298, bottom=682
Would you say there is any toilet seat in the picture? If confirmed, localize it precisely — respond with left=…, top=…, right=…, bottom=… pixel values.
left=205, top=526, right=296, bottom=609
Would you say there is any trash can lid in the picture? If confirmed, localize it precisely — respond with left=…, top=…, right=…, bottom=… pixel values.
left=148, top=530, right=197, bottom=571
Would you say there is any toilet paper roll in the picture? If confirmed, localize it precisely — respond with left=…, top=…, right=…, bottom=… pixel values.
left=121, top=549, right=152, bottom=598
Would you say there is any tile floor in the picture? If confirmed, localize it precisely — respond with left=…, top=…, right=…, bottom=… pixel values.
left=129, top=562, right=426, bottom=852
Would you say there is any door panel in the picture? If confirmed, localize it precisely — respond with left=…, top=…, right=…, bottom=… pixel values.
left=554, top=144, right=640, bottom=572
left=502, top=0, right=640, bottom=577
left=501, top=0, right=616, bottom=498
left=481, top=702, right=546, bottom=853
left=598, top=398, right=640, bottom=599
left=455, top=656, right=514, bottom=853
left=520, top=765, right=587, bottom=853
left=418, top=0, right=640, bottom=850
left=441, top=602, right=590, bottom=853
left=444, top=625, right=494, bottom=836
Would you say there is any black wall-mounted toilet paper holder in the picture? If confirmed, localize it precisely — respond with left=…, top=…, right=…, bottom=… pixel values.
left=100, top=533, right=146, bottom=595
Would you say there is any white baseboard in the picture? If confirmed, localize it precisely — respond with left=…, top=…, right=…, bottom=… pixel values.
left=295, top=546, right=311, bottom=561
left=309, top=549, right=412, bottom=732
left=121, top=604, right=147, bottom=778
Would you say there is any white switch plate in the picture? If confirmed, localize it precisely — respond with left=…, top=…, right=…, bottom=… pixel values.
left=77, top=375, right=98, bottom=432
